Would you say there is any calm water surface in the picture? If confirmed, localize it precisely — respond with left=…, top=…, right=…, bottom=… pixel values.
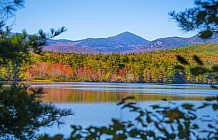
left=31, top=82, right=217, bottom=137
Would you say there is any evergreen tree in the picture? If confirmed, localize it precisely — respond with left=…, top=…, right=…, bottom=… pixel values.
left=0, top=1, right=73, bottom=139
left=169, top=0, right=218, bottom=38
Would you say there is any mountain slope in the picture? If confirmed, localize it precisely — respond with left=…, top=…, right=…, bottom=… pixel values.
left=75, top=32, right=148, bottom=53
left=132, top=34, right=218, bottom=52
left=44, top=32, right=148, bottom=53
left=43, top=32, right=218, bottom=53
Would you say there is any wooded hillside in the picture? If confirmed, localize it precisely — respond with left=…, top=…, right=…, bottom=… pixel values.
left=1, top=44, right=217, bottom=83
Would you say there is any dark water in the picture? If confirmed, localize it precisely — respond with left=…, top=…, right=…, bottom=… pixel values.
left=31, top=82, right=217, bottom=137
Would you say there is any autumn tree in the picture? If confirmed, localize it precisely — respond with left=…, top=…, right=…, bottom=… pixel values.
left=170, top=0, right=218, bottom=84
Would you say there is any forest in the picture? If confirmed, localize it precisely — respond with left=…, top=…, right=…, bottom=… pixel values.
left=1, top=43, right=217, bottom=84
left=0, top=0, right=217, bottom=139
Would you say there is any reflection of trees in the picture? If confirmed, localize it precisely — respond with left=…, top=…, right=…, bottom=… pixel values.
left=39, top=96, right=218, bottom=140
left=43, top=87, right=205, bottom=103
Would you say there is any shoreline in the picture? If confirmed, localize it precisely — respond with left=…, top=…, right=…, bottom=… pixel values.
left=0, top=79, right=217, bottom=85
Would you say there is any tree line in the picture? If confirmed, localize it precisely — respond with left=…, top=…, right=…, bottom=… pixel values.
left=1, top=43, right=217, bottom=84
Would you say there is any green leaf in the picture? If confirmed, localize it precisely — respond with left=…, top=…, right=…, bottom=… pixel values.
left=176, top=55, right=189, bottom=65
left=192, top=124, right=199, bottom=129
left=116, top=101, right=125, bottom=105
left=182, top=103, right=194, bottom=110
left=155, top=122, right=168, bottom=134
left=200, top=30, right=212, bottom=38
left=121, top=102, right=137, bottom=109
left=197, top=103, right=210, bottom=109
left=147, top=131, right=155, bottom=137
left=193, top=55, right=203, bottom=65
left=207, top=15, right=218, bottom=23
left=121, top=96, right=135, bottom=102
left=151, top=105, right=160, bottom=109
left=190, top=66, right=208, bottom=76
left=146, top=115, right=152, bottom=123
left=162, top=98, right=167, bottom=101
left=196, top=11, right=207, bottom=20
left=135, top=116, right=143, bottom=123
left=100, top=127, right=112, bottom=135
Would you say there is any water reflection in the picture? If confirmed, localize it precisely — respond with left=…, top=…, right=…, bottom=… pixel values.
left=35, top=82, right=216, bottom=138
left=28, top=82, right=212, bottom=103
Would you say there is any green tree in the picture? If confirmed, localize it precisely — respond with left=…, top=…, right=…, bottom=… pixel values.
left=169, top=0, right=218, bottom=38
left=0, top=1, right=73, bottom=139
left=0, top=27, right=66, bottom=84
left=0, top=0, right=66, bottom=84
left=0, top=84, right=72, bottom=140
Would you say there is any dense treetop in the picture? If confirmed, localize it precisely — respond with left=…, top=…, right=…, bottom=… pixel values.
left=1, top=44, right=216, bottom=84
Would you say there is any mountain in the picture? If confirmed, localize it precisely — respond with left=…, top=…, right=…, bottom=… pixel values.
left=43, top=32, right=218, bottom=53
left=76, top=32, right=148, bottom=53
left=132, top=33, right=218, bottom=52
left=43, top=32, right=148, bottom=53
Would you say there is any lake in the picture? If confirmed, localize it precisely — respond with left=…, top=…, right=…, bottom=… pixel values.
left=31, top=82, right=217, bottom=138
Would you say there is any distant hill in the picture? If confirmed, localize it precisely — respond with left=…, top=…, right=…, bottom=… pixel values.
left=28, top=44, right=218, bottom=83
left=43, top=32, right=218, bottom=53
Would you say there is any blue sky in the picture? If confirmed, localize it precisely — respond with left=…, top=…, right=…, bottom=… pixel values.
left=12, top=0, right=197, bottom=41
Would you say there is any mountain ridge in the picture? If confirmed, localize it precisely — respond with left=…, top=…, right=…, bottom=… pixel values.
left=44, top=32, right=218, bottom=53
